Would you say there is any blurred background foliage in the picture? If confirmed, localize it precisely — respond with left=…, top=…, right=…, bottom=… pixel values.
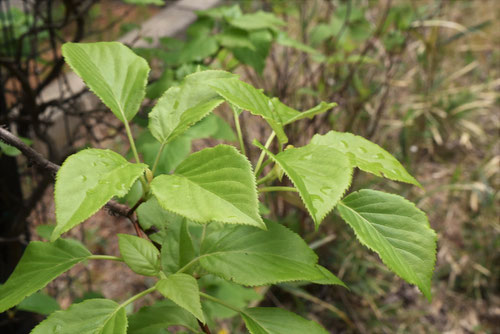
left=0, top=0, right=498, bottom=333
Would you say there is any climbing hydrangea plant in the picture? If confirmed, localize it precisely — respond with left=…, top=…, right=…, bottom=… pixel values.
left=0, top=42, right=437, bottom=333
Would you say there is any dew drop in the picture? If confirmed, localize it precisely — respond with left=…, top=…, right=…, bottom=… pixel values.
left=340, top=140, right=349, bottom=148
left=320, top=186, right=332, bottom=195
left=375, top=153, right=385, bottom=159
left=357, top=146, right=368, bottom=153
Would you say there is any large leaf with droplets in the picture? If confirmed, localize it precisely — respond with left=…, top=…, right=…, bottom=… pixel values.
left=151, top=145, right=264, bottom=229
left=337, top=189, right=437, bottom=300
left=254, top=142, right=353, bottom=227
left=31, top=299, right=127, bottom=334
left=199, top=220, right=345, bottom=286
left=118, top=234, right=160, bottom=276
left=156, top=273, right=205, bottom=323
left=311, top=131, right=420, bottom=186
left=62, top=42, right=149, bottom=122
left=52, top=149, right=147, bottom=241
left=0, top=239, right=90, bottom=313
left=127, top=300, right=199, bottom=334
left=208, top=78, right=288, bottom=143
left=149, top=70, right=237, bottom=145
left=241, top=307, right=329, bottom=334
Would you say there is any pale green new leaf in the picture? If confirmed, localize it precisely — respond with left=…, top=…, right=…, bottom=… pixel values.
left=0, top=239, right=90, bottom=313
left=337, top=189, right=437, bottom=300
left=149, top=70, right=237, bottom=145
left=311, top=131, right=421, bottom=186
left=254, top=142, right=353, bottom=227
left=127, top=300, right=199, bottom=334
left=62, top=42, right=149, bottom=122
left=118, top=234, right=160, bottom=276
left=241, top=307, right=329, bottom=334
left=156, top=273, right=205, bottom=323
left=31, top=299, right=127, bottom=334
left=199, top=220, right=345, bottom=286
left=209, top=78, right=288, bottom=143
left=52, top=149, right=147, bottom=241
left=151, top=145, right=265, bottom=229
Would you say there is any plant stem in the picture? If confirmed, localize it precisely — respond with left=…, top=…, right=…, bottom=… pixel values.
left=151, top=142, right=166, bottom=176
left=120, top=286, right=156, bottom=308
left=258, top=186, right=298, bottom=193
left=199, top=292, right=242, bottom=313
left=254, top=132, right=275, bottom=176
left=123, top=120, right=148, bottom=191
left=233, top=107, right=246, bottom=156
left=256, top=171, right=277, bottom=186
left=176, top=256, right=203, bottom=274
left=87, top=255, right=124, bottom=262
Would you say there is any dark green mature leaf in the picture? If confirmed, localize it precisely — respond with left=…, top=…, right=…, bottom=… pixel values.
left=161, top=219, right=196, bottom=275
left=337, top=189, right=437, bottom=300
left=311, top=131, right=421, bottom=186
left=17, top=292, right=60, bottom=315
left=62, top=42, right=149, bottom=122
left=255, top=142, right=353, bottom=227
left=149, top=70, right=237, bottom=145
left=199, top=220, right=344, bottom=286
left=128, top=300, right=198, bottom=334
left=228, top=11, right=285, bottom=31
left=0, top=239, right=90, bottom=313
left=232, top=29, right=272, bottom=74
left=241, top=307, right=328, bottom=334
left=200, top=276, right=262, bottom=320
left=137, top=197, right=178, bottom=231
left=209, top=78, right=288, bottom=143
left=31, top=299, right=127, bottom=334
left=151, top=145, right=264, bottom=229
left=156, top=273, right=205, bottom=322
left=216, top=28, right=255, bottom=50
left=52, top=149, right=147, bottom=241
left=118, top=234, right=160, bottom=276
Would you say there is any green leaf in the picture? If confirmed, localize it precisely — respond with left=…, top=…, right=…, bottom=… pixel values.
left=311, top=131, right=421, bottom=186
left=0, top=136, right=32, bottom=156
left=275, top=32, right=319, bottom=54
left=229, top=11, right=285, bottom=31
left=128, top=300, right=198, bottom=334
left=17, top=292, right=60, bottom=315
left=254, top=142, right=353, bottom=227
left=151, top=145, right=264, bottom=229
left=337, top=189, right=437, bottom=300
left=0, top=239, right=90, bottom=313
left=118, top=234, right=160, bottom=276
left=62, top=42, right=149, bottom=122
left=200, top=276, right=262, bottom=320
left=31, top=299, right=127, bottom=334
left=156, top=273, right=205, bottom=323
left=241, top=307, right=328, bottom=334
left=209, top=78, right=288, bottom=143
left=137, top=197, right=177, bottom=231
left=199, top=220, right=345, bottom=286
left=216, top=28, right=255, bottom=50
left=52, top=149, right=147, bottom=241
left=161, top=219, right=196, bottom=275
left=149, top=70, right=237, bottom=145
left=232, top=29, right=272, bottom=74
left=272, top=99, right=337, bottom=125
